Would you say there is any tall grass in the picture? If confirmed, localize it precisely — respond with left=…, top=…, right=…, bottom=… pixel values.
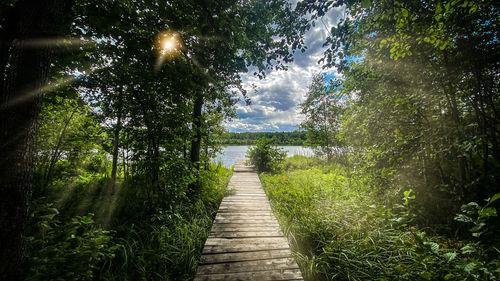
left=105, top=165, right=230, bottom=280
left=261, top=155, right=500, bottom=281
left=26, top=164, right=232, bottom=281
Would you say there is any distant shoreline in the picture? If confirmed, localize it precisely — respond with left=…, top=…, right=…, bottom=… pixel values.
left=222, top=131, right=306, bottom=146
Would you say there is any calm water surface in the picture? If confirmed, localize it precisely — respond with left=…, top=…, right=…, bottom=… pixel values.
left=214, top=145, right=313, bottom=169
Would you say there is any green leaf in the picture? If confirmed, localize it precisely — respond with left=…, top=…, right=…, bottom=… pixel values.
left=443, top=252, right=457, bottom=262
left=469, top=222, right=485, bottom=232
left=424, top=241, right=440, bottom=254
left=489, top=192, right=500, bottom=203
left=361, top=0, right=371, bottom=9
left=463, top=262, right=476, bottom=273
left=461, top=244, right=477, bottom=254
left=478, top=207, right=497, bottom=218
left=403, top=189, right=413, bottom=198
left=420, top=272, right=432, bottom=280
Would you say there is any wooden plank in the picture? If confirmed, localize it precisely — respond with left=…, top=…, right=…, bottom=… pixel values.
left=193, top=269, right=303, bottom=281
left=210, top=223, right=280, bottom=228
left=197, top=257, right=299, bottom=275
left=228, top=191, right=267, bottom=195
left=213, top=219, right=278, bottom=225
left=215, top=211, right=274, bottom=216
left=219, top=205, right=271, bottom=211
left=219, top=201, right=270, bottom=205
left=227, top=187, right=262, bottom=189
left=200, top=249, right=294, bottom=264
left=222, top=197, right=267, bottom=200
left=208, top=230, right=283, bottom=238
left=211, top=226, right=282, bottom=232
left=219, top=202, right=271, bottom=205
left=225, top=191, right=266, bottom=194
left=202, top=244, right=291, bottom=254
left=204, top=237, right=288, bottom=248
left=218, top=205, right=271, bottom=209
left=214, top=214, right=275, bottom=220
left=215, top=210, right=273, bottom=214
left=219, top=199, right=269, bottom=203
left=223, top=195, right=267, bottom=198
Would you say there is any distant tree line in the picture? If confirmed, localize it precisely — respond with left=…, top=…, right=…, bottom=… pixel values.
left=222, top=131, right=306, bottom=145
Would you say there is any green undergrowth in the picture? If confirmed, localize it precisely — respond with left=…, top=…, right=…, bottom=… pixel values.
left=260, top=155, right=500, bottom=281
left=26, top=164, right=232, bottom=281
left=106, top=165, right=231, bottom=281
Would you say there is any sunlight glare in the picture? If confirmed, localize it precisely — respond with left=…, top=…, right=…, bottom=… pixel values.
left=156, top=31, right=182, bottom=56
left=154, top=30, right=184, bottom=71
left=162, top=37, right=175, bottom=53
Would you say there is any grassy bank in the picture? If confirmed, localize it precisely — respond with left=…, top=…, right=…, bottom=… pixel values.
left=260, top=156, right=499, bottom=281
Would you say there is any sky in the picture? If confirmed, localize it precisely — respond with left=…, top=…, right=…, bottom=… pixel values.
left=224, top=5, right=345, bottom=132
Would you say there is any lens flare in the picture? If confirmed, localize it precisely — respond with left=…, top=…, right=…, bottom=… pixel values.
left=155, top=30, right=183, bottom=56
left=154, top=30, right=184, bottom=71
left=161, top=37, right=175, bottom=53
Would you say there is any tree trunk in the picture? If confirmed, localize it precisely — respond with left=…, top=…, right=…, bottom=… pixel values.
left=110, top=91, right=124, bottom=193
left=189, top=93, right=203, bottom=192
left=204, top=133, right=209, bottom=170
left=0, top=1, right=75, bottom=279
left=44, top=109, right=76, bottom=192
left=139, top=95, right=161, bottom=194
left=121, top=135, right=127, bottom=180
left=323, top=96, right=331, bottom=162
left=110, top=113, right=122, bottom=193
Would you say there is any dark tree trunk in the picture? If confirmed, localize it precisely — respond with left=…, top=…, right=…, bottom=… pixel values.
left=152, top=144, right=160, bottom=194
left=189, top=93, right=203, bottom=192
left=110, top=113, right=122, bottom=193
left=204, top=133, right=209, bottom=170
left=0, top=1, right=75, bottom=279
left=121, top=141, right=127, bottom=180
left=136, top=91, right=161, bottom=194
left=110, top=91, right=123, bottom=193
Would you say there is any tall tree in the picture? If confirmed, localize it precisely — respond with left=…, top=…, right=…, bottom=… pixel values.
left=0, top=0, right=75, bottom=279
left=300, top=74, right=344, bottom=161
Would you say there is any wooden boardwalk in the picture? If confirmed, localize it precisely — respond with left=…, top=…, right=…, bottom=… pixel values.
left=194, top=159, right=303, bottom=281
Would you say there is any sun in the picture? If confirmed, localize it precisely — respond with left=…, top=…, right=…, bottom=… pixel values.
left=156, top=30, right=183, bottom=56
left=162, top=38, right=175, bottom=52
left=154, top=30, right=184, bottom=71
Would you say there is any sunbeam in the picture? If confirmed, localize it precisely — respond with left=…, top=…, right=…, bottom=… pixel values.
left=0, top=65, right=105, bottom=110
left=10, top=37, right=94, bottom=48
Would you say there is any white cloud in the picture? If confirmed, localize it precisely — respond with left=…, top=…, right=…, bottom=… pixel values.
left=226, top=5, right=345, bottom=132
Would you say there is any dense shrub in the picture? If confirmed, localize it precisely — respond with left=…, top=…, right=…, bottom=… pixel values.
left=246, top=137, right=286, bottom=173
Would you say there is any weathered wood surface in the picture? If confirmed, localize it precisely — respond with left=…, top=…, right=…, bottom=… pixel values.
left=194, top=159, right=303, bottom=281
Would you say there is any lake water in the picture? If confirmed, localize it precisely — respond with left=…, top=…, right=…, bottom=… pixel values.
left=214, top=145, right=314, bottom=169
